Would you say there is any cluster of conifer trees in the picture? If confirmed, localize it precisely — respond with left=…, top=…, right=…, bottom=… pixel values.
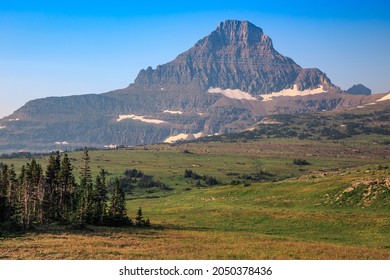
left=0, top=149, right=142, bottom=229
left=183, top=169, right=219, bottom=186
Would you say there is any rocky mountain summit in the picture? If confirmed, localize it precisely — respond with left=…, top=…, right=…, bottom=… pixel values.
left=133, top=20, right=338, bottom=95
left=0, top=20, right=386, bottom=152
left=346, top=84, right=372, bottom=95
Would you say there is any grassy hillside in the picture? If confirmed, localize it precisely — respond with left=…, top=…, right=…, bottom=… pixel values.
left=1, top=161, right=389, bottom=259
left=2, top=135, right=389, bottom=197
left=192, top=101, right=390, bottom=143
left=1, top=104, right=389, bottom=259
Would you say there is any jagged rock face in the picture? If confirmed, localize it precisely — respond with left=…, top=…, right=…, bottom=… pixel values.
left=134, top=20, right=337, bottom=94
left=295, top=68, right=334, bottom=91
left=347, top=84, right=372, bottom=95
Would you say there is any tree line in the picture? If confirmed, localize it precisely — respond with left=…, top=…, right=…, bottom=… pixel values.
left=0, top=149, right=149, bottom=230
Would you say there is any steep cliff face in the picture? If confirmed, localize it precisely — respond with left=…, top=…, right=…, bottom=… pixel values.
left=133, top=20, right=338, bottom=94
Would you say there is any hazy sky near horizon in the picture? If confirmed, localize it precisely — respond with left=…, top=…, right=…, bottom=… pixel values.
left=1, top=0, right=390, bottom=117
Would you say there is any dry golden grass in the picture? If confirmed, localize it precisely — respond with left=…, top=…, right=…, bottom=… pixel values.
left=1, top=227, right=390, bottom=260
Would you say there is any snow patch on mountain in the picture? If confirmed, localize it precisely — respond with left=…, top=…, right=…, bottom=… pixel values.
left=260, top=85, right=326, bottom=101
left=163, top=133, right=190, bottom=143
left=164, top=110, right=183, bottom=115
left=104, top=144, right=118, bottom=149
left=55, top=141, right=69, bottom=145
left=117, top=114, right=166, bottom=124
left=377, top=93, right=390, bottom=102
left=164, top=132, right=205, bottom=143
left=193, top=132, right=205, bottom=138
left=208, top=88, right=257, bottom=100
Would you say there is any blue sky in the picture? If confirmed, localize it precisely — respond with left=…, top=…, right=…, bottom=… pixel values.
left=1, top=0, right=390, bottom=117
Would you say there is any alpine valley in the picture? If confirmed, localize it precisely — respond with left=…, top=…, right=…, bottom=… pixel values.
left=1, top=20, right=389, bottom=152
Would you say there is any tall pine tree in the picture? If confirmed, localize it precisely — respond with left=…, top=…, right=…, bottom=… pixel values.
left=92, top=169, right=108, bottom=225
left=108, top=178, right=129, bottom=226
left=21, top=160, right=43, bottom=229
left=0, top=164, right=8, bottom=223
left=77, top=148, right=94, bottom=225
left=59, top=153, right=77, bottom=222
left=6, top=164, right=18, bottom=224
left=45, top=151, right=61, bottom=221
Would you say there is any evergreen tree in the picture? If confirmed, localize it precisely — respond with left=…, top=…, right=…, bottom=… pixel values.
left=6, top=165, right=18, bottom=224
left=59, top=153, right=77, bottom=221
left=135, top=207, right=150, bottom=227
left=21, top=160, right=43, bottom=229
left=108, top=177, right=129, bottom=226
left=0, top=164, right=8, bottom=222
left=36, top=171, right=46, bottom=224
left=92, top=169, right=108, bottom=225
left=77, top=148, right=94, bottom=224
left=135, top=207, right=143, bottom=226
left=22, top=162, right=33, bottom=229
left=14, top=165, right=26, bottom=227
left=45, top=151, right=61, bottom=221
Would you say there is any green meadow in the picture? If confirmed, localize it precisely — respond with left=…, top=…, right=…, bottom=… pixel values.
left=1, top=135, right=390, bottom=259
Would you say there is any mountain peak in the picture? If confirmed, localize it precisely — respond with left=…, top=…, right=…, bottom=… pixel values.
left=214, top=20, right=266, bottom=45
left=133, top=20, right=338, bottom=95
left=346, top=84, right=372, bottom=95
left=194, top=20, right=274, bottom=54
left=217, top=20, right=262, bottom=34
left=203, top=20, right=273, bottom=49
left=219, top=19, right=250, bottom=28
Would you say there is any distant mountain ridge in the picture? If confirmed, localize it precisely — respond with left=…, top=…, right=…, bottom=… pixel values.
left=0, top=20, right=387, bottom=152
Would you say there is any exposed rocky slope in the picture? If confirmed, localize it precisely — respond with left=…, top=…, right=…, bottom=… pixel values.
left=133, top=20, right=338, bottom=94
left=0, top=20, right=385, bottom=152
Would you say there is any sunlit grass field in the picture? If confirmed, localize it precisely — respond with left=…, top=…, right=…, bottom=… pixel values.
left=1, top=136, right=390, bottom=259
